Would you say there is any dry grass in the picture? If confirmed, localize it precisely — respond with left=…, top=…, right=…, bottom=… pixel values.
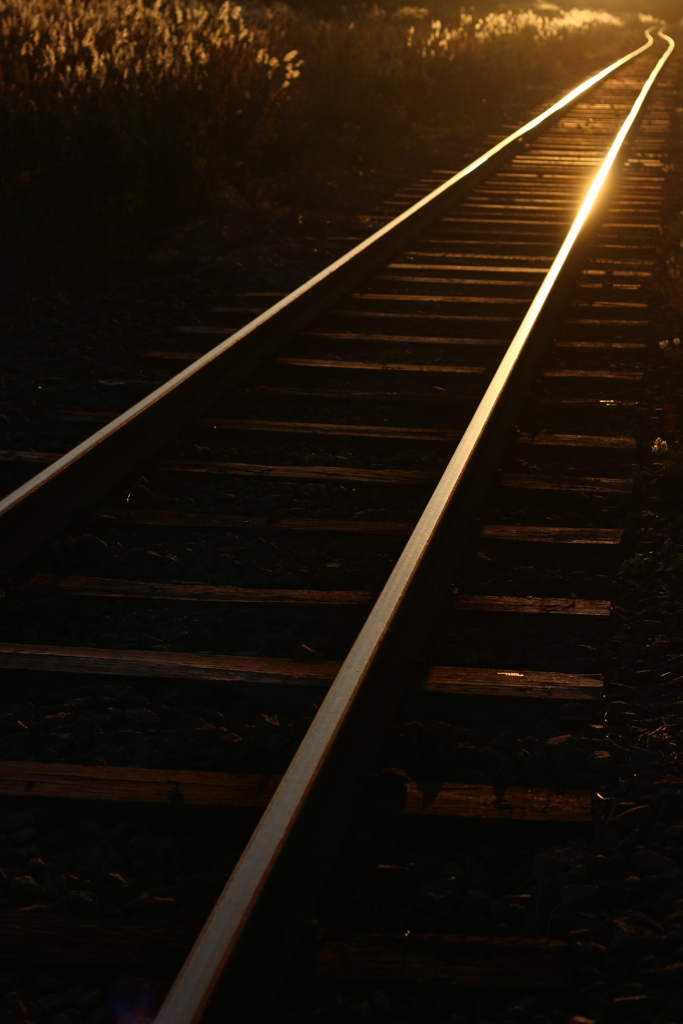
left=0, top=1, right=638, bottom=277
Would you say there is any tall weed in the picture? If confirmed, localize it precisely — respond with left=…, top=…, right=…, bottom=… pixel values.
left=0, top=1, right=636, bottom=274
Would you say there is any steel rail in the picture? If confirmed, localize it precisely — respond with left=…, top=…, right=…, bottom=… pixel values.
left=154, top=27, right=674, bottom=1024
left=0, top=31, right=657, bottom=574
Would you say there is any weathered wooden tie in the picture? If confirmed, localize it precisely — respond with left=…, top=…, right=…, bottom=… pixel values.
left=0, top=761, right=592, bottom=823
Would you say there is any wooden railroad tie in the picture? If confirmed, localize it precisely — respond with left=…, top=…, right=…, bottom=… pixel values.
left=245, top=384, right=474, bottom=403
left=478, top=525, right=622, bottom=545
left=0, top=761, right=593, bottom=824
left=0, top=463, right=635, bottom=497
left=326, top=311, right=519, bottom=324
left=451, top=595, right=611, bottom=616
left=351, top=293, right=529, bottom=306
left=161, top=460, right=439, bottom=485
left=16, top=581, right=613, bottom=614
left=376, top=275, right=538, bottom=287
left=0, top=645, right=603, bottom=705
left=22, top=576, right=374, bottom=607
left=516, top=432, right=636, bottom=449
left=543, top=369, right=643, bottom=381
left=277, top=358, right=489, bottom=374
left=386, top=263, right=547, bottom=276
left=554, top=341, right=645, bottom=350
left=95, top=508, right=623, bottom=546
left=202, top=418, right=461, bottom=442
left=0, top=914, right=569, bottom=986
left=96, top=509, right=417, bottom=537
left=500, top=473, right=632, bottom=494
left=566, top=318, right=649, bottom=329
left=152, top=468, right=631, bottom=494
left=307, top=931, right=570, bottom=988
left=141, top=369, right=486, bottom=402
left=304, top=331, right=508, bottom=346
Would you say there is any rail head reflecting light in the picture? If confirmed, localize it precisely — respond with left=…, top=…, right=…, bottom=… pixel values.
left=154, top=27, right=674, bottom=1024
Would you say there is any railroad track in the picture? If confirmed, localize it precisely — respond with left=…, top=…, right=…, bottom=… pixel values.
left=0, top=25, right=678, bottom=1024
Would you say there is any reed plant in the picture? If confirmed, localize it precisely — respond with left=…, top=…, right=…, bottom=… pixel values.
left=0, top=1, right=638, bottom=277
